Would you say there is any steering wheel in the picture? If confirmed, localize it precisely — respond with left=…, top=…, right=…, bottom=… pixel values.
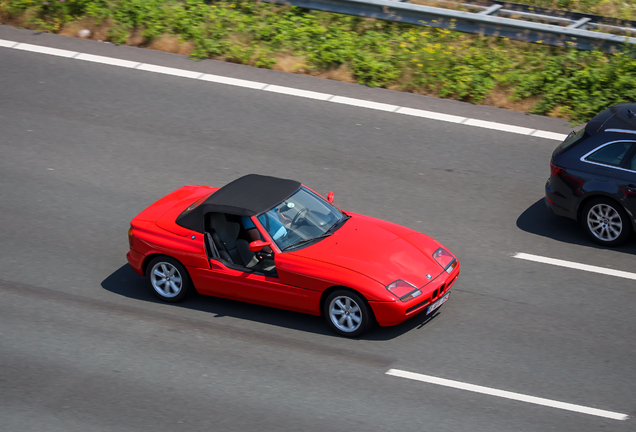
left=291, top=208, right=309, bottom=228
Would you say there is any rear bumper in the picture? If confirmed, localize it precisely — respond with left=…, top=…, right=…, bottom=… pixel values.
left=126, top=249, right=145, bottom=276
left=545, top=178, right=577, bottom=219
left=369, top=263, right=459, bottom=327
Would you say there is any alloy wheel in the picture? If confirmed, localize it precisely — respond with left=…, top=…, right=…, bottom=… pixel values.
left=150, top=262, right=183, bottom=298
left=587, top=203, right=622, bottom=242
left=328, top=295, right=363, bottom=333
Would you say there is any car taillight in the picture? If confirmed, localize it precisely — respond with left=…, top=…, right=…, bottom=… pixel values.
left=550, top=161, right=565, bottom=177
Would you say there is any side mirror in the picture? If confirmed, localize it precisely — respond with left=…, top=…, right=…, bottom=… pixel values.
left=327, top=191, right=334, bottom=203
left=249, top=240, right=271, bottom=252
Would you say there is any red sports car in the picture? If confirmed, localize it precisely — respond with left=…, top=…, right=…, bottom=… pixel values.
left=127, top=174, right=460, bottom=337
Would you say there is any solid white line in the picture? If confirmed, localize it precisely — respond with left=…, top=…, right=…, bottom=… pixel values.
left=13, top=43, right=78, bottom=58
left=463, top=118, right=536, bottom=135
left=386, top=369, right=629, bottom=421
left=396, top=106, right=466, bottom=123
left=136, top=63, right=204, bottom=79
left=330, top=96, right=400, bottom=112
left=199, top=73, right=268, bottom=89
left=264, top=85, right=333, bottom=100
left=532, top=130, right=568, bottom=141
left=0, top=38, right=18, bottom=48
left=513, top=253, right=636, bottom=280
left=0, top=38, right=568, bottom=140
left=75, top=53, right=141, bottom=68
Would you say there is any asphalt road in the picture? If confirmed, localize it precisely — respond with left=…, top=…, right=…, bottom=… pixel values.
left=1, top=25, right=635, bottom=432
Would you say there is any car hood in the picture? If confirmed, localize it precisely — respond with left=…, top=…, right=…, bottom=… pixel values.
left=288, top=213, right=447, bottom=288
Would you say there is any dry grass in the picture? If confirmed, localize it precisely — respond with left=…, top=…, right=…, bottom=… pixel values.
left=126, top=28, right=145, bottom=46
left=4, top=8, right=38, bottom=29
left=272, top=54, right=309, bottom=73
left=228, top=32, right=253, bottom=46
left=60, top=21, right=194, bottom=55
left=314, top=64, right=356, bottom=83
left=147, top=34, right=195, bottom=56
left=59, top=18, right=114, bottom=42
left=272, top=54, right=356, bottom=82
left=548, top=105, right=573, bottom=119
left=482, top=87, right=541, bottom=113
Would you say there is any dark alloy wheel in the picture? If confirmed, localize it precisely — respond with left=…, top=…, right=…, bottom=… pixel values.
left=146, top=256, right=191, bottom=302
left=582, top=198, right=632, bottom=246
left=323, top=290, right=373, bottom=338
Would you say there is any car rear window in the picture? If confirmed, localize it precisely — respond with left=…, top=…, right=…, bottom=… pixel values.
left=585, top=142, right=633, bottom=167
left=555, top=128, right=587, bottom=154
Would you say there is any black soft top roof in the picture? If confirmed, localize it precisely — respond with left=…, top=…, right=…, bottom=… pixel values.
left=176, top=174, right=301, bottom=232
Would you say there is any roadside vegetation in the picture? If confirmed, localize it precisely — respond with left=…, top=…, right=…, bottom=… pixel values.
left=1, top=0, right=635, bottom=123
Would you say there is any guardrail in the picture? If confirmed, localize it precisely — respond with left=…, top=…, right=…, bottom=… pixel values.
left=429, top=0, right=636, bottom=36
left=260, top=0, right=636, bottom=52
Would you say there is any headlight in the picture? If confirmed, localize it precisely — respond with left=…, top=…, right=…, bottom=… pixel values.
left=386, top=280, right=422, bottom=302
left=433, top=247, right=457, bottom=273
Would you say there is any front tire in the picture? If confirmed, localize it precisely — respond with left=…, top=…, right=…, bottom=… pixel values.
left=147, top=256, right=191, bottom=302
left=581, top=198, right=631, bottom=246
left=324, top=290, right=372, bottom=338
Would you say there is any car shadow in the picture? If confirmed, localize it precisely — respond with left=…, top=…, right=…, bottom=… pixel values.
left=363, top=309, right=444, bottom=341
left=101, top=264, right=440, bottom=341
left=517, top=198, right=636, bottom=254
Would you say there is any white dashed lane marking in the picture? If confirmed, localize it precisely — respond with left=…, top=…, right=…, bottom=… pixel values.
left=0, top=38, right=568, bottom=141
left=386, top=369, right=629, bottom=421
left=513, top=253, right=636, bottom=281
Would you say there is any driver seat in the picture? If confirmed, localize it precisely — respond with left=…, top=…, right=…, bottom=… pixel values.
left=208, top=213, right=257, bottom=267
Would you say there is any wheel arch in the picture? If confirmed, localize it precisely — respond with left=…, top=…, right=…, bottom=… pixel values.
left=576, top=194, right=636, bottom=231
left=319, top=286, right=376, bottom=321
left=142, top=253, right=189, bottom=278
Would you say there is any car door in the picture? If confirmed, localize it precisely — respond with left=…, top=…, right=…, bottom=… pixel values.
left=188, top=225, right=321, bottom=315
left=612, top=143, right=636, bottom=219
left=583, top=141, right=634, bottom=192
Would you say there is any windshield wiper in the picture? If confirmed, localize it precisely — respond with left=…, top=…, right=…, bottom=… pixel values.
left=326, top=215, right=349, bottom=234
left=282, top=233, right=333, bottom=251
left=282, top=216, right=349, bottom=251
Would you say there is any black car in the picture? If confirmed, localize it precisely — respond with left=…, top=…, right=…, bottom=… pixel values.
left=545, top=103, right=636, bottom=246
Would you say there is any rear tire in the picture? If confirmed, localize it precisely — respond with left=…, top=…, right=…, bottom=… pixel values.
left=146, top=256, right=191, bottom=302
left=323, top=290, right=372, bottom=338
left=581, top=198, right=631, bottom=246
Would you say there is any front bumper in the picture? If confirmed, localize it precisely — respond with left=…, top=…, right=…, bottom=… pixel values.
left=369, top=262, right=460, bottom=327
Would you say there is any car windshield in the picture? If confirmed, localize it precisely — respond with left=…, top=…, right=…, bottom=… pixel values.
left=256, top=187, right=347, bottom=251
